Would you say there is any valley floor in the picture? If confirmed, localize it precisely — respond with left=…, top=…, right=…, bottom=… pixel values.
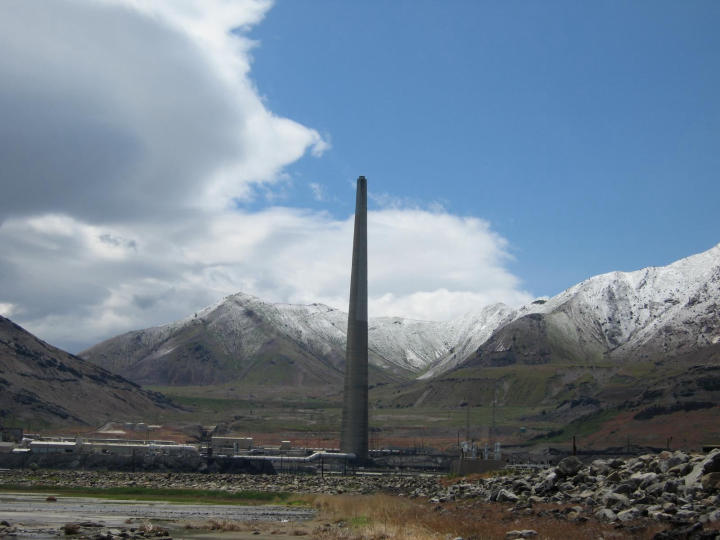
left=2, top=463, right=719, bottom=539
left=0, top=486, right=669, bottom=540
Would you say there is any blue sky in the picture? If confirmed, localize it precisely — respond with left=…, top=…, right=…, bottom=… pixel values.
left=0, top=0, right=718, bottom=350
left=247, top=0, right=720, bottom=296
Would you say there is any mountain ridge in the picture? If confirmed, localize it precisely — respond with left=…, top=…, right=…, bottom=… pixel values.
left=459, top=242, right=720, bottom=369
left=0, top=315, right=178, bottom=427
left=80, top=243, right=720, bottom=390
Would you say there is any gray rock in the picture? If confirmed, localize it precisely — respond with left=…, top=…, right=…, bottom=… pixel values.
left=534, top=471, right=558, bottom=493
left=668, top=462, right=693, bottom=476
left=701, top=472, right=720, bottom=491
left=685, top=449, right=720, bottom=487
left=670, top=451, right=690, bottom=465
left=594, top=507, right=617, bottom=521
left=675, top=509, right=697, bottom=520
left=602, top=491, right=630, bottom=508
left=512, top=479, right=531, bottom=492
left=505, top=530, right=538, bottom=538
left=613, top=482, right=634, bottom=494
left=617, top=508, right=641, bottom=521
left=558, top=481, right=574, bottom=492
left=700, top=508, right=720, bottom=523
left=631, top=471, right=659, bottom=488
left=590, top=459, right=610, bottom=475
left=496, top=489, right=519, bottom=503
left=557, top=456, right=583, bottom=477
left=648, top=510, right=674, bottom=521
left=646, top=480, right=667, bottom=497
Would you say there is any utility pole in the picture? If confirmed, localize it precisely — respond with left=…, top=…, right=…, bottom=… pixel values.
left=465, top=398, right=470, bottom=442
left=491, top=381, right=497, bottom=444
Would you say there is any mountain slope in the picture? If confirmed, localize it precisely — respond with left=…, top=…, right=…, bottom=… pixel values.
left=460, top=243, right=720, bottom=370
left=0, top=316, right=178, bottom=427
left=82, top=292, right=514, bottom=387
left=386, top=244, right=720, bottom=421
left=81, top=293, right=454, bottom=386
left=81, top=244, right=720, bottom=398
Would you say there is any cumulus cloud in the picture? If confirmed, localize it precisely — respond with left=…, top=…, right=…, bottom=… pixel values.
left=0, top=208, right=531, bottom=351
left=0, top=0, right=325, bottom=221
left=0, top=0, right=531, bottom=352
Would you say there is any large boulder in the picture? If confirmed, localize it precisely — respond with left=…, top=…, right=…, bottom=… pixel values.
left=685, top=449, right=720, bottom=487
left=631, top=471, right=659, bottom=489
left=617, top=508, right=642, bottom=522
left=496, top=489, right=519, bottom=503
left=533, top=471, right=558, bottom=494
left=701, top=472, right=720, bottom=491
left=602, top=491, right=630, bottom=509
left=594, top=508, right=617, bottom=521
left=557, top=456, right=583, bottom=477
left=590, top=459, right=610, bottom=475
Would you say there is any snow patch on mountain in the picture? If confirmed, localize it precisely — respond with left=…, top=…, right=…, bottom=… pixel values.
left=84, top=243, right=720, bottom=379
left=516, top=243, right=720, bottom=356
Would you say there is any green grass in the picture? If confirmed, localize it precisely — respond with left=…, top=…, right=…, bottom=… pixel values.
left=163, top=395, right=256, bottom=411
left=532, top=408, right=620, bottom=443
left=145, top=365, right=614, bottom=443
left=350, top=515, right=371, bottom=527
left=0, top=485, right=299, bottom=506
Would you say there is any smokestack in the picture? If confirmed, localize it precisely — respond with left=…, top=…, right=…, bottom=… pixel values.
left=340, top=176, right=368, bottom=462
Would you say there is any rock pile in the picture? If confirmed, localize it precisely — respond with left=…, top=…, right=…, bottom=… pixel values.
left=0, top=468, right=441, bottom=497
left=62, top=522, right=172, bottom=540
left=428, top=450, right=720, bottom=538
left=431, top=450, right=720, bottom=519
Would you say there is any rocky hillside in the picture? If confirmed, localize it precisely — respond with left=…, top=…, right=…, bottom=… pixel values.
left=0, top=316, right=178, bottom=427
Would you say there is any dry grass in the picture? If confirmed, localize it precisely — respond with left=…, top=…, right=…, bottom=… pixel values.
left=183, top=518, right=314, bottom=537
left=308, top=494, right=436, bottom=539
left=302, top=494, right=667, bottom=540
left=184, top=518, right=247, bottom=531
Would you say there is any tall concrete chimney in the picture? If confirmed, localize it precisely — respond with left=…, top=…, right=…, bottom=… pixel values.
left=340, top=176, right=368, bottom=462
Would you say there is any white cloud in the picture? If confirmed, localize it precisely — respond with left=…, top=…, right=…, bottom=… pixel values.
left=309, top=182, right=325, bottom=201
left=0, top=303, right=15, bottom=317
left=0, top=208, right=531, bottom=351
left=0, top=0, right=326, bottom=221
left=0, top=0, right=531, bottom=352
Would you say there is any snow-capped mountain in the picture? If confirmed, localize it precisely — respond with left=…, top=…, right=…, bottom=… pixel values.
left=417, top=304, right=516, bottom=379
left=457, top=243, right=720, bottom=370
left=81, top=292, right=497, bottom=385
left=82, top=243, right=720, bottom=386
left=528, top=243, right=720, bottom=355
